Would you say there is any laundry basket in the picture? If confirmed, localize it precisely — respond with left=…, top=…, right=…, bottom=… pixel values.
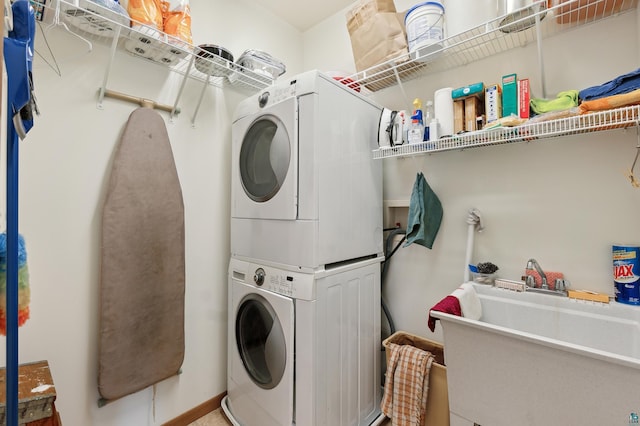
left=383, top=331, right=449, bottom=426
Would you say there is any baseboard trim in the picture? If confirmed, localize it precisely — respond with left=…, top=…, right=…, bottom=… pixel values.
left=162, top=391, right=227, bottom=426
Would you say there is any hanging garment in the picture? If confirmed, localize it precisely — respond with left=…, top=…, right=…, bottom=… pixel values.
left=4, top=4, right=37, bottom=424
left=7, top=0, right=37, bottom=135
left=2, top=0, right=37, bottom=337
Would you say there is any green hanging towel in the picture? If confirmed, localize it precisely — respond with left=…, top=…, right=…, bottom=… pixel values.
left=404, top=172, right=443, bottom=249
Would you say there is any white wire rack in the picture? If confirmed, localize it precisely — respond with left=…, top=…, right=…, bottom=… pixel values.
left=34, top=0, right=275, bottom=121
left=373, top=105, right=640, bottom=159
left=341, top=0, right=638, bottom=94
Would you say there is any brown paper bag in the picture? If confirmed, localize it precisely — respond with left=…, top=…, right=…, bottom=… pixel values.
left=346, top=0, right=408, bottom=72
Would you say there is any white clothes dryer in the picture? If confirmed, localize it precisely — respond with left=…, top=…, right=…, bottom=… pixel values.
left=231, top=70, right=383, bottom=270
left=225, top=257, right=382, bottom=426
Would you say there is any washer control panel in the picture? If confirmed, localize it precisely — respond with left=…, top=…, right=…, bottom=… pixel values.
left=265, top=272, right=294, bottom=297
left=236, top=261, right=315, bottom=301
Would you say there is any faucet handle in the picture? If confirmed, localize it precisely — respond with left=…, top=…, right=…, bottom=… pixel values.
left=555, top=278, right=570, bottom=292
left=525, top=275, right=536, bottom=288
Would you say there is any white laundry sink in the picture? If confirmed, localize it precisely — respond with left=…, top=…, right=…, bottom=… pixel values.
left=432, top=283, right=640, bottom=426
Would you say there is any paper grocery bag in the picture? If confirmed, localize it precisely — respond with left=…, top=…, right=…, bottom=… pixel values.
left=346, top=0, right=408, bottom=72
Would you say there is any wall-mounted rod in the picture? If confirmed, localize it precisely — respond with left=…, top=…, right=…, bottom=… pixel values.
left=102, top=88, right=181, bottom=115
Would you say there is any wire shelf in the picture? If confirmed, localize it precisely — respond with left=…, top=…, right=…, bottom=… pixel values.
left=342, top=0, right=638, bottom=94
left=373, top=105, right=640, bottom=159
left=37, top=0, right=274, bottom=94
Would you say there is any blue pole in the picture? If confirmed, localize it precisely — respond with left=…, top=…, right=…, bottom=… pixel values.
left=6, top=117, right=19, bottom=426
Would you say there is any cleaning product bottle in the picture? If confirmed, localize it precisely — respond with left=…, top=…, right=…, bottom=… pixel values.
left=424, top=100, right=434, bottom=141
left=407, top=98, right=424, bottom=144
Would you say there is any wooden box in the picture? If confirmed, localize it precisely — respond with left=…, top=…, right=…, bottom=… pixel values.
left=453, top=100, right=465, bottom=134
left=464, top=96, right=483, bottom=132
left=0, top=360, right=58, bottom=425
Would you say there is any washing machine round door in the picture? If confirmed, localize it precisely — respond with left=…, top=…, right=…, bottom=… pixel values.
left=239, top=114, right=290, bottom=203
left=235, top=293, right=287, bottom=389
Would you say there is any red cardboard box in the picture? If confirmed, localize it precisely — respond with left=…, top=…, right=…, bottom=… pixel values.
left=518, top=78, right=530, bottom=119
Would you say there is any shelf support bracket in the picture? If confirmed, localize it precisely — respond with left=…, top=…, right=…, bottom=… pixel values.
left=171, top=54, right=195, bottom=122
left=191, top=74, right=211, bottom=127
left=97, top=24, right=121, bottom=109
left=534, top=11, right=547, bottom=99
left=392, top=66, right=409, bottom=105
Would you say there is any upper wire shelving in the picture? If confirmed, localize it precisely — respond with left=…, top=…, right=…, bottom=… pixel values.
left=342, top=0, right=638, bottom=94
left=33, top=0, right=274, bottom=122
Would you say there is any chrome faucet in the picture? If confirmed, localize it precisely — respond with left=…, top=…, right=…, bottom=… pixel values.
left=526, top=258, right=548, bottom=289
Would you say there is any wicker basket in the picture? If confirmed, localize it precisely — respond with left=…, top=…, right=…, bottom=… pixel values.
left=382, top=331, right=449, bottom=425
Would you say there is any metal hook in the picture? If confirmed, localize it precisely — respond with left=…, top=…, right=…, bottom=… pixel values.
left=45, top=0, right=93, bottom=53
left=626, top=124, right=640, bottom=188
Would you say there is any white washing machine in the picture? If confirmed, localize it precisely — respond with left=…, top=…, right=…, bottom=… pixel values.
left=231, top=70, right=383, bottom=270
left=225, top=257, right=382, bottom=426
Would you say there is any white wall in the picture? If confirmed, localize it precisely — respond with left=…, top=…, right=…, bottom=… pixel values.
left=0, top=1, right=303, bottom=425
left=304, top=5, right=640, bottom=341
left=3, top=1, right=638, bottom=423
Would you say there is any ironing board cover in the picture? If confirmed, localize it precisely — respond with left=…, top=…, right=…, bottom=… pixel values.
left=98, top=107, right=185, bottom=401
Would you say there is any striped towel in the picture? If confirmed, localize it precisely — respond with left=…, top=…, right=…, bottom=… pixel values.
left=381, top=342, right=435, bottom=425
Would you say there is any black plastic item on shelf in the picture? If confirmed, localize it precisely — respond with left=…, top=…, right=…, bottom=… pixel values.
left=194, top=44, right=234, bottom=77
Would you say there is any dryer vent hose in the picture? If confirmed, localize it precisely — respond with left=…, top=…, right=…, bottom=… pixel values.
left=381, top=227, right=406, bottom=337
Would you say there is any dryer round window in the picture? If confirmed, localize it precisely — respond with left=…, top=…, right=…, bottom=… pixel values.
left=235, top=293, right=287, bottom=390
left=239, top=115, right=290, bottom=202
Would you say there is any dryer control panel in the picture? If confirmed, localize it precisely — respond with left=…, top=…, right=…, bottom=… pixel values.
left=258, top=84, right=297, bottom=109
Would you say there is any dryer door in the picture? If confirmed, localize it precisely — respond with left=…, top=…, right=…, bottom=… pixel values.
left=231, top=96, right=297, bottom=220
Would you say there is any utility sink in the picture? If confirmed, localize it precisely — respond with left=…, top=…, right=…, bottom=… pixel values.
left=432, top=283, right=640, bottom=426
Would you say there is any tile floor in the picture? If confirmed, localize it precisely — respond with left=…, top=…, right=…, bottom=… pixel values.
left=188, top=408, right=231, bottom=425
left=188, top=408, right=391, bottom=425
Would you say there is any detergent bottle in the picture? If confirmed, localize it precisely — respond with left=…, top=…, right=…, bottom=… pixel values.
left=424, top=100, right=434, bottom=141
left=407, top=98, right=424, bottom=144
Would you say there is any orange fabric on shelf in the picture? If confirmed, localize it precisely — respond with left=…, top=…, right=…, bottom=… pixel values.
left=579, top=88, right=640, bottom=114
left=160, top=0, right=192, bottom=44
left=128, top=0, right=163, bottom=30
left=163, top=10, right=192, bottom=43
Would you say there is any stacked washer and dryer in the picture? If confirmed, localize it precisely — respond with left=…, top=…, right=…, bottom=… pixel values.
left=223, top=70, right=384, bottom=426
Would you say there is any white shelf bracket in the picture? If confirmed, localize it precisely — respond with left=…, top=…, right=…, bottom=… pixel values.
left=191, top=74, right=211, bottom=127
left=534, top=11, right=547, bottom=99
left=97, top=24, right=121, bottom=110
left=392, top=66, right=409, bottom=105
left=171, top=53, right=194, bottom=122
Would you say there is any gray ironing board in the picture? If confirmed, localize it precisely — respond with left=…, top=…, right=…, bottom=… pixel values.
left=98, top=107, right=185, bottom=402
